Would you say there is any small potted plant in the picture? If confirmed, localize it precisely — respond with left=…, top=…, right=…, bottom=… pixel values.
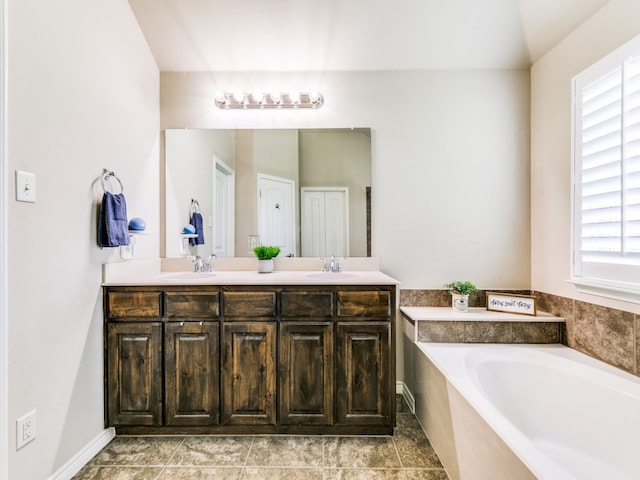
left=445, top=280, right=477, bottom=312
left=253, top=246, right=281, bottom=273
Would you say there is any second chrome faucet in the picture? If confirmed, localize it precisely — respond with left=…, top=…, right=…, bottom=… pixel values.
left=192, top=253, right=217, bottom=272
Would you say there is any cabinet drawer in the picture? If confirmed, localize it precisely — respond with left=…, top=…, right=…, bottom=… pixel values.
left=107, top=291, right=162, bottom=319
left=165, top=291, right=219, bottom=318
left=337, top=291, right=391, bottom=317
left=281, top=291, right=334, bottom=317
left=223, top=291, right=277, bottom=318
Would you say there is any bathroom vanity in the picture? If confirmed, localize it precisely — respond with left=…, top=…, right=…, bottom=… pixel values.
left=103, top=269, right=397, bottom=435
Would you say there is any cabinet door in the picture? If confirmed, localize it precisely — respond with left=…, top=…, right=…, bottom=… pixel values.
left=336, top=322, right=392, bottom=426
left=165, top=322, right=219, bottom=426
left=221, top=322, right=276, bottom=425
left=279, top=322, right=334, bottom=425
left=107, top=322, right=162, bottom=426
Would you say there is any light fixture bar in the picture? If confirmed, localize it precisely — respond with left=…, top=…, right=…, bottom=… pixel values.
left=214, top=91, right=324, bottom=110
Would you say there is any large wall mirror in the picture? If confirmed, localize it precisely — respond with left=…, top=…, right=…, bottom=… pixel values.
left=164, top=128, right=371, bottom=258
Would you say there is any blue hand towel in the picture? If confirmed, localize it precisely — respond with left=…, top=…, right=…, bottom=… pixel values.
left=98, top=191, right=129, bottom=247
left=190, top=212, right=205, bottom=245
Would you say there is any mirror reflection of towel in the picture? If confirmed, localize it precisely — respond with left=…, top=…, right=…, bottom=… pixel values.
left=98, top=192, right=129, bottom=247
left=190, top=212, right=204, bottom=245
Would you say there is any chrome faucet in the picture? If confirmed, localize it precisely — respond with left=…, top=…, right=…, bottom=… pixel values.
left=204, top=253, right=217, bottom=272
left=193, top=254, right=217, bottom=272
left=323, top=256, right=342, bottom=273
left=192, top=255, right=204, bottom=272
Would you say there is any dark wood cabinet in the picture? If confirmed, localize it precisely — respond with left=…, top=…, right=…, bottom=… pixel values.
left=337, top=322, right=393, bottom=426
left=104, top=284, right=395, bottom=435
left=279, top=322, right=334, bottom=425
left=221, top=322, right=276, bottom=425
left=106, top=290, right=162, bottom=319
left=106, top=322, right=163, bottom=426
left=164, top=321, right=219, bottom=426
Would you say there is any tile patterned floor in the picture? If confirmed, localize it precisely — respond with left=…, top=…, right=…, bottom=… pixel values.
left=73, top=397, right=449, bottom=480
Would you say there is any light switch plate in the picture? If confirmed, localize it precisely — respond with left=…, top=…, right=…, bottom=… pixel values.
left=16, top=170, right=36, bottom=203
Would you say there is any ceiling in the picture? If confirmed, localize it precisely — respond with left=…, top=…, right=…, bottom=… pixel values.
left=128, top=0, right=610, bottom=71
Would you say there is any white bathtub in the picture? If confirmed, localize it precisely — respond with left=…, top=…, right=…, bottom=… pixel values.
left=414, top=343, right=640, bottom=480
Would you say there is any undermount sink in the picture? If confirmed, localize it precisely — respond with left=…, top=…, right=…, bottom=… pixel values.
left=160, top=272, right=216, bottom=280
left=305, top=272, right=355, bottom=280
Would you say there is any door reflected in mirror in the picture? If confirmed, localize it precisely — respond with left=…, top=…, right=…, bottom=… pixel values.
left=164, top=128, right=371, bottom=258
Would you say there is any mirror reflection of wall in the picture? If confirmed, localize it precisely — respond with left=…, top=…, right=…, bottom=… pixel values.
left=164, top=128, right=371, bottom=258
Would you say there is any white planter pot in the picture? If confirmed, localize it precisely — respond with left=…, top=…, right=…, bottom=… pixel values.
left=258, top=259, right=274, bottom=273
left=452, top=293, right=469, bottom=312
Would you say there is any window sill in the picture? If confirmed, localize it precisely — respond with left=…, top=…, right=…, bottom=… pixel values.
left=568, top=277, right=640, bottom=305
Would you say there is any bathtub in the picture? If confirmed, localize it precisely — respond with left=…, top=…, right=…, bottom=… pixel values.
left=414, top=343, right=640, bottom=480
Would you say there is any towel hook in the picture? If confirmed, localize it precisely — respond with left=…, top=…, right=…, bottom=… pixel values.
left=102, top=168, right=124, bottom=194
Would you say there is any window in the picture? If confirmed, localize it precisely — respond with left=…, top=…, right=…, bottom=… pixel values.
left=572, top=35, right=640, bottom=302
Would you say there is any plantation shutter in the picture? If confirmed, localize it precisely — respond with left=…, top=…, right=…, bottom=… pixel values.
left=625, top=56, right=640, bottom=255
left=575, top=53, right=640, bottom=270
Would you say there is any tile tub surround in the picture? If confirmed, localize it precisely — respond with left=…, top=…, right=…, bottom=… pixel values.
left=415, top=319, right=562, bottom=343
left=72, top=397, right=449, bottom=480
left=535, top=291, right=640, bottom=376
left=400, top=307, right=564, bottom=344
left=401, top=289, right=640, bottom=378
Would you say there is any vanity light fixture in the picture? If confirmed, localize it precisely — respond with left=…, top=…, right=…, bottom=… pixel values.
left=214, top=90, right=324, bottom=109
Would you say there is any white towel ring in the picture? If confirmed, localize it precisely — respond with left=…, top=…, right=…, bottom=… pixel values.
left=102, top=169, right=124, bottom=194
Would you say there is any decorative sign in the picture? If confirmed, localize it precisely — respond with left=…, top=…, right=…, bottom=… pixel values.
left=486, top=292, right=537, bottom=316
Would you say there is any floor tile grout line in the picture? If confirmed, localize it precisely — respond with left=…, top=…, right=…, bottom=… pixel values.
left=391, top=433, right=405, bottom=469
left=240, top=435, right=256, bottom=474
left=153, top=466, right=165, bottom=480
left=322, top=435, right=326, bottom=471
left=163, top=435, right=186, bottom=469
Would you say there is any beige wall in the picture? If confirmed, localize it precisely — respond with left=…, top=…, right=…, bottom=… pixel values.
left=531, top=0, right=640, bottom=314
left=7, top=0, right=159, bottom=478
left=161, top=70, right=532, bottom=289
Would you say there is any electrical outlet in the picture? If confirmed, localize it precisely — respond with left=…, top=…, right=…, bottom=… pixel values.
left=16, top=410, right=36, bottom=449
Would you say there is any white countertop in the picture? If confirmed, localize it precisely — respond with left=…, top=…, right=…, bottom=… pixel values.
left=102, top=265, right=399, bottom=287
left=400, top=306, right=564, bottom=323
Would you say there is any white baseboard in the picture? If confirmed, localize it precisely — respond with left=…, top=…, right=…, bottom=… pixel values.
left=396, top=381, right=416, bottom=413
left=396, top=381, right=404, bottom=395
left=47, top=428, right=115, bottom=480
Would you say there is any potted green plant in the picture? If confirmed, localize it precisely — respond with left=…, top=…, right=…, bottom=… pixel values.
left=445, top=280, right=477, bottom=312
left=253, top=246, right=281, bottom=273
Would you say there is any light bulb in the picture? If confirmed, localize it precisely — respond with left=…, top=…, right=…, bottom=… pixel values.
left=289, top=90, right=301, bottom=104
left=271, top=92, right=281, bottom=105
left=309, top=91, right=320, bottom=104
left=214, top=91, right=227, bottom=105
left=232, top=89, right=245, bottom=103
left=252, top=89, right=264, bottom=104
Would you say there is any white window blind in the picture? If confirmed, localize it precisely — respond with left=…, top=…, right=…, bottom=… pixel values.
left=572, top=35, right=640, bottom=301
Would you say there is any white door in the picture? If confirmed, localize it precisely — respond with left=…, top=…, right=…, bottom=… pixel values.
left=213, top=157, right=235, bottom=257
left=301, top=187, right=349, bottom=257
left=257, top=174, right=295, bottom=257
